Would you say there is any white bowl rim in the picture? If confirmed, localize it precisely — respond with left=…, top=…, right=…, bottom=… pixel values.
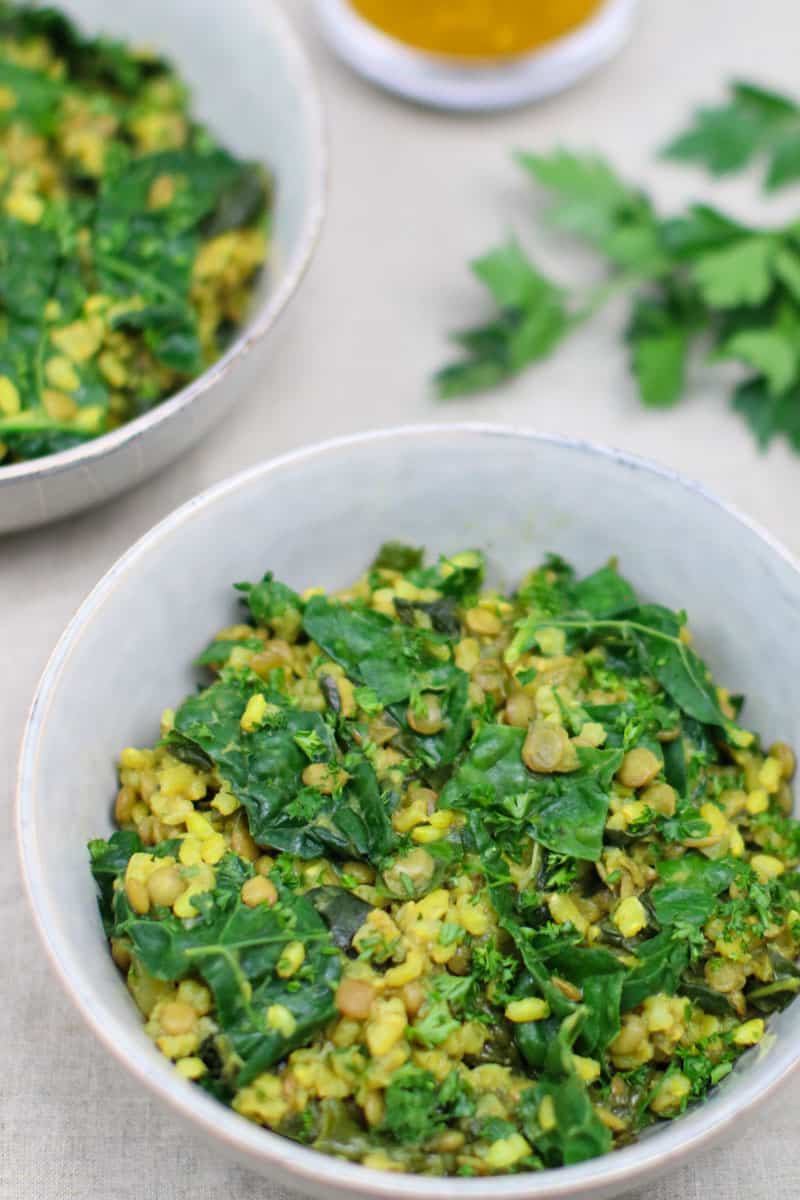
left=315, top=0, right=639, bottom=112
left=16, top=422, right=800, bottom=1200
left=0, top=0, right=327, bottom=487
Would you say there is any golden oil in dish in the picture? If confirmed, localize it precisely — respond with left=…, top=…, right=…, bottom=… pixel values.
left=347, top=0, right=605, bottom=60
left=316, top=0, right=638, bottom=111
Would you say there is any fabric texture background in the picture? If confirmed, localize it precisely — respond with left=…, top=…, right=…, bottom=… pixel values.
left=3, top=0, right=799, bottom=1196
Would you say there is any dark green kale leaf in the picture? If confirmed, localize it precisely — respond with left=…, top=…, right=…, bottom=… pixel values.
left=0, top=425, right=91, bottom=459
left=518, top=1009, right=611, bottom=1166
left=515, top=1013, right=563, bottom=1071
left=620, top=931, right=690, bottom=1011
left=167, top=672, right=393, bottom=861
left=570, top=564, right=638, bottom=619
left=302, top=594, right=463, bottom=737
left=204, top=162, right=270, bottom=237
left=746, top=948, right=800, bottom=1012
left=305, top=886, right=373, bottom=952
left=94, top=148, right=257, bottom=374
left=334, top=752, right=396, bottom=861
left=519, top=1076, right=611, bottom=1166
left=392, top=668, right=471, bottom=768
left=651, top=885, right=717, bottom=928
left=629, top=605, right=733, bottom=730
left=526, top=751, right=623, bottom=863
left=109, top=301, right=202, bottom=374
left=304, top=595, right=426, bottom=705
left=548, top=946, right=625, bottom=1055
left=442, top=728, right=620, bottom=862
left=440, top=723, right=529, bottom=810
left=394, top=595, right=462, bottom=638
left=650, top=852, right=740, bottom=933
left=514, top=558, right=636, bottom=627
left=680, top=977, right=738, bottom=1017
left=0, top=6, right=169, bottom=94
left=526, top=778, right=611, bottom=862
left=88, top=829, right=143, bottom=929
left=0, top=216, right=61, bottom=322
left=88, top=831, right=182, bottom=930
left=513, top=947, right=624, bottom=1066
left=97, top=147, right=249, bottom=237
left=661, top=735, right=689, bottom=796
left=655, top=853, right=738, bottom=892
left=107, top=853, right=340, bottom=1086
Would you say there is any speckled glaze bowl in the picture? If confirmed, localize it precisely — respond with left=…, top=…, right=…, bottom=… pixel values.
left=17, top=426, right=800, bottom=1199
left=0, top=0, right=325, bottom=535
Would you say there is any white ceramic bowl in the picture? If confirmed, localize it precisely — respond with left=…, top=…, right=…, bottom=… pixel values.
left=0, top=0, right=325, bottom=535
left=315, top=0, right=639, bottom=112
left=17, top=425, right=800, bottom=1200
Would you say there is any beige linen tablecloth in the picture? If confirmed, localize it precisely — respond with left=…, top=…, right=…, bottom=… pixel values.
left=3, top=1, right=799, bottom=1195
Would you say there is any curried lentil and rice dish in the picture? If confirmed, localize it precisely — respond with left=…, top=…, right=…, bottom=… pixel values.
left=90, top=544, right=800, bottom=1176
left=0, top=2, right=270, bottom=464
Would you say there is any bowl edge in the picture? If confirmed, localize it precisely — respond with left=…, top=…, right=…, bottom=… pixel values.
left=16, top=422, right=800, bottom=1199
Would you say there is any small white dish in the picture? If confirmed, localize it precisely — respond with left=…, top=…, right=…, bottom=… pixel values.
left=0, top=0, right=326, bottom=535
left=315, top=0, right=639, bottom=112
left=16, top=425, right=800, bottom=1199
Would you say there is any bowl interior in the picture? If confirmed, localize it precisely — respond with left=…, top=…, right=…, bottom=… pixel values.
left=18, top=428, right=800, bottom=1199
left=57, top=0, right=320, bottom=317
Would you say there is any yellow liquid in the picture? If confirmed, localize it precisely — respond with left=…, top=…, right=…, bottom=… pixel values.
left=349, top=0, right=605, bottom=59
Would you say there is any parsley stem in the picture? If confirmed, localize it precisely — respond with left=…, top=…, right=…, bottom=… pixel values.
left=183, top=933, right=325, bottom=958
left=507, top=614, right=688, bottom=664
left=575, top=271, right=649, bottom=321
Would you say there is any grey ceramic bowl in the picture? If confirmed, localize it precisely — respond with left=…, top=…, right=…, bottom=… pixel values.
left=0, top=0, right=325, bottom=535
left=17, top=426, right=800, bottom=1199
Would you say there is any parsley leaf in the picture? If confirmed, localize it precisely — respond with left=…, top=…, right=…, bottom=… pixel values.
left=717, top=326, right=799, bottom=395
left=435, top=136, right=800, bottom=450
left=380, top=1067, right=474, bottom=1145
left=435, top=238, right=570, bottom=397
left=626, top=290, right=701, bottom=408
left=663, top=80, right=800, bottom=191
left=690, top=236, right=776, bottom=309
left=514, top=149, right=662, bottom=269
left=732, top=375, right=800, bottom=450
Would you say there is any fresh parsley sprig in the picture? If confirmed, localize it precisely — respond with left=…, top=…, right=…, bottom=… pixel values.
left=663, top=80, right=800, bottom=190
left=435, top=149, right=800, bottom=451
